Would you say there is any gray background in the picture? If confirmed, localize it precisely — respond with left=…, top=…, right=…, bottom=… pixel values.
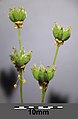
left=0, top=0, right=78, bottom=103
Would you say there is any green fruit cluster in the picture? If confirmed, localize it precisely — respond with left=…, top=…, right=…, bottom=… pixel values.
left=53, top=23, right=72, bottom=41
left=9, top=7, right=27, bottom=22
left=31, top=65, right=55, bottom=82
left=10, top=48, right=32, bottom=71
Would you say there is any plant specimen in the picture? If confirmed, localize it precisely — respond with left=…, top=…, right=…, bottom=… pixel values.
left=9, top=7, right=32, bottom=103
left=31, top=23, right=72, bottom=103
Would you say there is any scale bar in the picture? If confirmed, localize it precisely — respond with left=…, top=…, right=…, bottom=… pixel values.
left=14, top=106, right=27, bottom=110
left=38, top=106, right=53, bottom=109
left=14, top=105, right=63, bottom=110
left=57, top=106, right=63, bottom=109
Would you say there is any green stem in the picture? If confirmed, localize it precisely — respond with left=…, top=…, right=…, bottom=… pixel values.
left=18, top=28, right=22, bottom=50
left=42, top=89, right=46, bottom=103
left=18, top=28, right=23, bottom=103
left=52, top=46, right=59, bottom=67
left=19, top=70, right=23, bottom=103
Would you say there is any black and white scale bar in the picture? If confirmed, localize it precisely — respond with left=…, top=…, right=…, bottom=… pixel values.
left=14, top=105, right=63, bottom=110
left=57, top=106, right=63, bottom=109
left=14, top=106, right=27, bottom=110
left=38, top=106, right=53, bottom=109
left=14, top=106, right=38, bottom=110
left=38, top=106, right=63, bottom=109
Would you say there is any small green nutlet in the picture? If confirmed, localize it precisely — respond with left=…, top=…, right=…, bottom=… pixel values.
left=10, top=48, right=32, bottom=71
left=31, top=64, right=55, bottom=82
left=52, top=23, right=72, bottom=45
left=53, top=23, right=63, bottom=40
left=62, top=26, right=72, bottom=41
left=31, top=64, right=39, bottom=80
left=9, top=6, right=27, bottom=28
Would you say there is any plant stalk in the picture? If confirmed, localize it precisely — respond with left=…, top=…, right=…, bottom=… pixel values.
left=19, top=70, right=23, bottom=103
left=52, top=46, right=59, bottom=67
left=18, top=28, right=23, bottom=103
left=18, top=28, right=22, bottom=50
left=42, top=88, right=46, bottom=103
